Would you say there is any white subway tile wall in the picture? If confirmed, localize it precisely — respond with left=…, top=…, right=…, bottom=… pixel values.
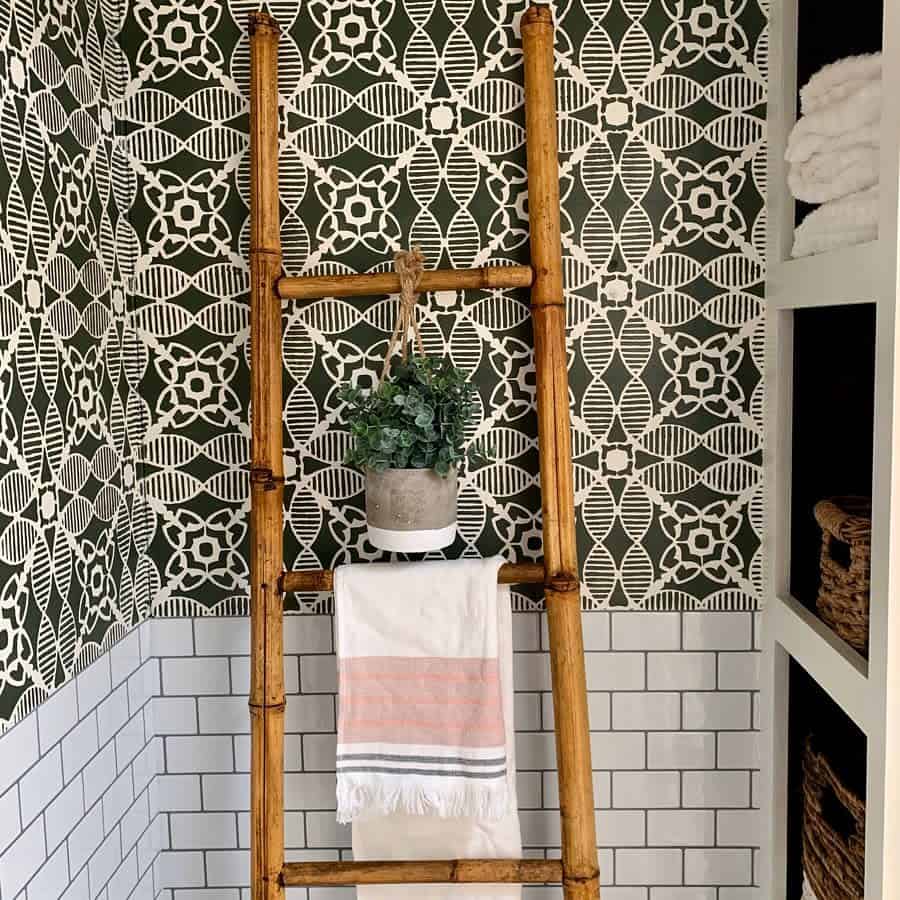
left=0, top=612, right=760, bottom=900
left=0, top=619, right=160, bottom=900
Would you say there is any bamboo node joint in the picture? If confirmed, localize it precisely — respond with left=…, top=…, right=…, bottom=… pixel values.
left=522, top=3, right=553, bottom=27
left=249, top=467, right=284, bottom=491
left=248, top=700, right=286, bottom=712
left=247, top=11, right=280, bottom=34
left=546, top=574, right=579, bottom=593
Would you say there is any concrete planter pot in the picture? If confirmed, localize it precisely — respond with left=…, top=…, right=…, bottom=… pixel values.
left=365, top=466, right=457, bottom=552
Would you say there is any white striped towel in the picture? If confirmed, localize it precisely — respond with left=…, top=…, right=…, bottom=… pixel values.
left=333, top=556, right=517, bottom=824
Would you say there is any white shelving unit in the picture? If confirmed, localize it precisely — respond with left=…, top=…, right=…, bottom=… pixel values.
left=763, top=1, right=900, bottom=898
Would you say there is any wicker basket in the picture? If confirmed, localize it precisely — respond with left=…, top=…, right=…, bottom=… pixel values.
left=802, top=737, right=865, bottom=900
left=813, top=497, right=871, bottom=654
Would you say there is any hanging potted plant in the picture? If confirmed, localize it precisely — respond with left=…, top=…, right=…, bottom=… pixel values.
left=337, top=248, right=483, bottom=552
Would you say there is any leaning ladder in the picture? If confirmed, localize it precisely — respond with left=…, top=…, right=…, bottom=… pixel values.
left=247, top=6, right=600, bottom=899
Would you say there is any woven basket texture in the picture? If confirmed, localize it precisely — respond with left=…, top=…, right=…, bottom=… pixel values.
left=802, top=737, right=865, bottom=900
left=814, top=497, right=871, bottom=654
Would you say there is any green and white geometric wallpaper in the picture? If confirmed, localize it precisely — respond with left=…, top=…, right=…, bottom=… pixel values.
left=0, top=0, right=767, bottom=729
left=0, top=0, right=151, bottom=730
left=122, top=0, right=767, bottom=614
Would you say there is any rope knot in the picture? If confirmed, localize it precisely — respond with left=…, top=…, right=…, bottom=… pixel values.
left=394, top=246, right=425, bottom=308
left=380, top=246, right=427, bottom=384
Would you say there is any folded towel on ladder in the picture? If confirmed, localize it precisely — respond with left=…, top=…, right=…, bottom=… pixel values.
left=334, top=556, right=522, bottom=900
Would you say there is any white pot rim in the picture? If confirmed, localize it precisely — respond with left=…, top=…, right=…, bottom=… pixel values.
left=367, top=522, right=457, bottom=552
left=365, top=465, right=458, bottom=475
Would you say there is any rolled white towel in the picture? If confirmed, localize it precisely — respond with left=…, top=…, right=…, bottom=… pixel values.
left=800, top=52, right=882, bottom=115
left=788, top=122, right=881, bottom=168
left=788, top=144, right=879, bottom=203
left=791, top=185, right=879, bottom=258
left=786, top=79, right=881, bottom=165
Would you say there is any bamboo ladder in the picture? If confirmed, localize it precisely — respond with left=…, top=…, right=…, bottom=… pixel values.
left=248, top=6, right=599, bottom=899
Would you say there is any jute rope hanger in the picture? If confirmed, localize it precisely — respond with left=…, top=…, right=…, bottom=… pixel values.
left=379, top=246, right=426, bottom=385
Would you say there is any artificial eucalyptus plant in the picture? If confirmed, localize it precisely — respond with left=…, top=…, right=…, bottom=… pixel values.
left=338, top=356, right=483, bottom=476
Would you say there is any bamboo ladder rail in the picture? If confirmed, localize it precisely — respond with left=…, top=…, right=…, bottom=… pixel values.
left=248, top=13, right=284, bottom=900
left=247, top=6, right=599, bottom=900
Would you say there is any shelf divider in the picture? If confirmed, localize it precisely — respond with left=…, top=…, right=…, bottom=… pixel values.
left=768, top=240, right=880, bottom=310
left=770, top=592, right=870, bottom=734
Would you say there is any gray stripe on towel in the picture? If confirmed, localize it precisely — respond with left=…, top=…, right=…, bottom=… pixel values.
left=337, top=766, right=507, bottom=779
left=337, top=752, right=506, bottom=766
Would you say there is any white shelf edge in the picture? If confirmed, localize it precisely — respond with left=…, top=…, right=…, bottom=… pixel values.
left=767, top=240, right=881, bottom=310
left=770, top=592, right=871, bottom=734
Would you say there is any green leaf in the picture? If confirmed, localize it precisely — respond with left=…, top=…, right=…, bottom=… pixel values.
left=336, top=354, right=488, bottom=475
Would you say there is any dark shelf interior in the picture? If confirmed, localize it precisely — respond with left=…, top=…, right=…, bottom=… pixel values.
left=786, top=659, right=867, bottom=900
left=796, top=0, right=882, bottom=93
left=789, top=304, right=875, bottom=648
left=794, top=0, right=883, bottom=227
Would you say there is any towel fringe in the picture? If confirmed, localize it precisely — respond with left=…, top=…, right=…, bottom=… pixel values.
left=336, top=774, right=511, bottom=825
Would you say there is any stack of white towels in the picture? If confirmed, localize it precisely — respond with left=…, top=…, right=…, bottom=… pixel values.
left=787, top=53, right=881, bottom=258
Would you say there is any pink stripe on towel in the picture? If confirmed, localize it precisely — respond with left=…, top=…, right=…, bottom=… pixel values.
left=339, top=656, right=505, bottom=746
left=340, top=656, right=501, bottom=681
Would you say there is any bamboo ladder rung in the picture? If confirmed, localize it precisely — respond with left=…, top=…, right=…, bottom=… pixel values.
left=281, top=858, right=563, bottom=886
left=280, top=561, right=564, bottom=594
left=277, top=263, right=533, bottom=300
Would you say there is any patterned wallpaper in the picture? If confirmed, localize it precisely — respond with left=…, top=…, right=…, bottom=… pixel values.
left=0, top=0, right=151, bottom=729
left=120, top=0, right=767, bottom=617
left=0, top=0, right=767, bottom=730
